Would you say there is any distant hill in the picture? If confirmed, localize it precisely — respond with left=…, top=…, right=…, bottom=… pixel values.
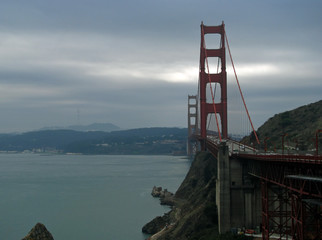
left=0, top=127, right=187, bottom=155
left=63, top=127, right=187, bottom=155
left=0, top=130, right=108, bottom=152
left=243, top=100, right=322, bottom=152
left=40, top=123, right=120, bottom=132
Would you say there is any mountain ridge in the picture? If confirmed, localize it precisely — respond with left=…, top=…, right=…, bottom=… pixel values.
left=0, top=127, right=187, bottom=155
left=39, top=122, right=120, bottom=132
left=244, top=99, right=322, bottom=152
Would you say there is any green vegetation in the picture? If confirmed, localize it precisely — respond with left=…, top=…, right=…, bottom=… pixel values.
left=0, top=127, right=187, bottom=155
left=64, top=128, right=187, bottom=155
left=243, top=100, right=322, bottom=153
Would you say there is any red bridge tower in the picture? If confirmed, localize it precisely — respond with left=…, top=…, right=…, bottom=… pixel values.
left=199, top=22, right=228, bottom=142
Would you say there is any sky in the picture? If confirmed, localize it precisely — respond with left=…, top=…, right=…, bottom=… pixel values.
left=0, top=0, right=321, bottom=134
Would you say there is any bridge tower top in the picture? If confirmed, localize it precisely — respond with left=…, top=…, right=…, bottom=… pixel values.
left=199, top=22, right=227, bottom=142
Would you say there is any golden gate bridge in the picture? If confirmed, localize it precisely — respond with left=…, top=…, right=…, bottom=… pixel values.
left=187, top=22, right=322, bottom=240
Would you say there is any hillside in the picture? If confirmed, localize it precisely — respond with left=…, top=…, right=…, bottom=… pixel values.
left=143, top=152, right=250, bottom=240
left=64, top=127, right=187, bottom=155
left=0, top=127, right=187, bottom=155
left=0, top=130, right=107, bottom=152
left=243, top=100, right=322, bottom=152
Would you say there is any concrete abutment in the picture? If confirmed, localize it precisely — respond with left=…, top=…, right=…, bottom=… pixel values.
left=216, top=142, right=261, bottom=234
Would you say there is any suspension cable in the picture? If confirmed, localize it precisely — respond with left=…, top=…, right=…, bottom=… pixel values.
left=224, top=30, right=260, bottom=145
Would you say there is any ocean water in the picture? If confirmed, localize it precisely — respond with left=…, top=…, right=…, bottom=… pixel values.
left=0, top=154, right=190, bottom=240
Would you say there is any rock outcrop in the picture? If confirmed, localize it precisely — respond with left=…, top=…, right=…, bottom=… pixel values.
left=22, top=223, right=54, bottom=240
left=151, top=186, right=163, bottom=197
left=151, top=186, right=175, bottom=206
left=143, top=151, right=219, bottom=240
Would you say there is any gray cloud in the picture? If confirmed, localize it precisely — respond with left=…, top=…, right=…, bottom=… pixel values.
left=0, top=0, right=321, bottom=133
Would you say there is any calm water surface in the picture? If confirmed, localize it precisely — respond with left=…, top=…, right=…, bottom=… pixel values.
left=0, top=154, right=190, bottom=240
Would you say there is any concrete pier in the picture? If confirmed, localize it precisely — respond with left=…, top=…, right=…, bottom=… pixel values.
left=216, top=141, right=261, bottom=233
left=216, top=141, right=231, bottom=233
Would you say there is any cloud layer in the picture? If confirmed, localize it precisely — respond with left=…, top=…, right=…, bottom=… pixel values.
left=0, top=0, right=321, bottom=133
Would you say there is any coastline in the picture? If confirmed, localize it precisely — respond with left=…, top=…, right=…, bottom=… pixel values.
left=142, top=152, right=219, bottom=240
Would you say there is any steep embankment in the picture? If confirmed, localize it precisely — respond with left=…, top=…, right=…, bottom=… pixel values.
left=243, top=100, right=322, bottom=151
left=143, top=152, right=219, bottom=240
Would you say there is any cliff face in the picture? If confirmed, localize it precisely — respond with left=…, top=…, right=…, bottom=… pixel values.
left=142, top=152, right=219, bottom=240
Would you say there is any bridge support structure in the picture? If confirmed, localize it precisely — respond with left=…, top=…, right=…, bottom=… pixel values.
left=199, top=22, right=227, bottom=144
left=245, top=156, right=322, bottom=240
left=216, top=142, right=231, bottom=232
left=261, top=181, right=292, bottom=239
left=207, top=140, right=262, bottom=234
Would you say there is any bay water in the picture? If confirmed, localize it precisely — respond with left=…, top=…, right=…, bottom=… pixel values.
left=0, top=154, right=190, bottom=240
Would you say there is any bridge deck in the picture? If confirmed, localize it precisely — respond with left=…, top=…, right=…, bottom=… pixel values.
left=206, top=136, right=322, bottom=164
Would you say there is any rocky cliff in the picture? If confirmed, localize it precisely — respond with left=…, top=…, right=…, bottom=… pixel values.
left=142, top=152, right=219, bottom=240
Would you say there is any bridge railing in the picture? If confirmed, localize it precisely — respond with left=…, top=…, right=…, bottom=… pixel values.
left=191, top=134, right=322, bottom=164
left=233, top=152, right=322, bottom=165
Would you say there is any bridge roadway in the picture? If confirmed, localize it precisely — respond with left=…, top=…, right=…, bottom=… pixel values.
left=203, top=136, right=322, bottom=240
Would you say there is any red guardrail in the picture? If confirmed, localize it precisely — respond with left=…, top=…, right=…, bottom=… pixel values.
left=234, top=153, right=322, bottom=165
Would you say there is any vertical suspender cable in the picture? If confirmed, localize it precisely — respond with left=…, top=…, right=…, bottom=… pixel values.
left=225, top=30, right=260, bottom=145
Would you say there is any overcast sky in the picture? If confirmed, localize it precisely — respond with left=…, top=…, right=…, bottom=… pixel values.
left=0, top=0, right=321, bottom=134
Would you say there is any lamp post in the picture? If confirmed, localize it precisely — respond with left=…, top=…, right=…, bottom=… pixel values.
left=293, top=138, right=298, bottom=154
left=264, top=137, right=270, bottom=153
left=316, top=129, right=322, bottom=156
left=282, top=133, right=288, bottom=155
